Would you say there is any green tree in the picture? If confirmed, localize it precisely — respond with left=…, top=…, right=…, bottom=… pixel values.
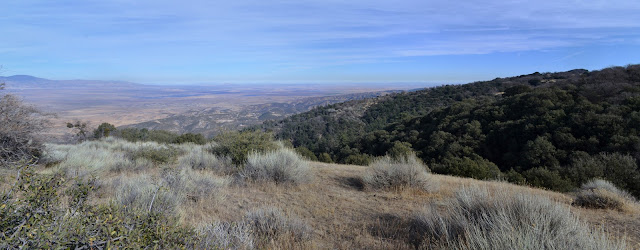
left=93, top=122, right=117, bottom=139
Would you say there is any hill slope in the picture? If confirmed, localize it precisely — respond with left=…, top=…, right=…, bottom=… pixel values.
left=258, top=65, right=640, bottom=197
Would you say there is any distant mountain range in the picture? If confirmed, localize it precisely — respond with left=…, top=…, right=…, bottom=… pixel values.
left=0, top=75, right=145, bottom=90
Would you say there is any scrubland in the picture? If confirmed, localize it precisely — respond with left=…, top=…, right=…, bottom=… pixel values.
left=2, top=137, right=637, bottom=249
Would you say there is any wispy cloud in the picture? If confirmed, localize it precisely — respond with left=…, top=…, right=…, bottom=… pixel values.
left=1, top=0, right=640, bottom=82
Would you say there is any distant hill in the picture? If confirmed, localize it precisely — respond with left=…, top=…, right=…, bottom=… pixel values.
left=258, top=65, right=640, bottom=197
left=123, top=90, right=401, bottom=138
left=0, top=75, right=144, bottom=90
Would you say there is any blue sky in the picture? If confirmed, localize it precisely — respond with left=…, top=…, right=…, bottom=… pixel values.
left=2, top=0, right=640, bottom=84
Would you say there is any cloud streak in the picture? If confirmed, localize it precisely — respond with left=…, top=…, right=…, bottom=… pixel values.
left=1, top=0, right=640, bottom=82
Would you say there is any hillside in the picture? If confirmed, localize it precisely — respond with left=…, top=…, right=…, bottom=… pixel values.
left=258, top=65, right=640, bottom=197
left=1, top=138, right=635, bottom=248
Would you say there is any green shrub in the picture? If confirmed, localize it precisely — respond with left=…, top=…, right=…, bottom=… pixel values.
left=174, top=133, right=206, bottom=145
left=0, top=169, right=196, bottom=249
left=295, top=147, right=318, bottom=161
left=386, top=141, right=415, bottom=160
left=343, top=153, right=372, bottom=166
left=567, top=153, right=640, bottom=198
left=241, top=148, right=311, bottom=185
left=317, top=153, right=334, bottom=163
left=432, top=155, right=501, bottom=180
left=93, top=122, right=116, bottom=139
left=523, top=167, right=573, bottom=192
left=409, top=187, right=627, bottom=249
left=210, top=131, right=278, bottom=166
left=363, top=154, right=435, bottom=191
left=114, top=128, right=180, bottom=144
left=128, top=145, right=182, bottom=164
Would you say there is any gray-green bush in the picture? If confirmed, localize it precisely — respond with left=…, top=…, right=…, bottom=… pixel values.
left=573, top=179, right=636, bottom=210
left=409, top=187, right=627, bottom=249
left=363, top=154, right=435, bottom=191
left=240, top=148, right=311, bottom=185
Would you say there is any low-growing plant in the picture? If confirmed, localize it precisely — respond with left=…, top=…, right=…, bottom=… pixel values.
left=409, top=187, right=627, bottom=249
left=177, top=147, right=232, bottom=172
left=245, top=207, right=312, bottom=243
left=0, top=167, right=197, bottom=249
left=363, top=154, right=434, bottom=191
left=240, top=148, right=311, bottom=185
left=128, top=145, right=182, bottom=164
left=210, top=130, right=279, bottom=166
left=573, top=179, right=636, bottom=210
left=196, top=222, right=254, bottom=249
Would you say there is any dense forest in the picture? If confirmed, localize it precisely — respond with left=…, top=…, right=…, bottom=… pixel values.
left=258, top=65, right=640, bottom=197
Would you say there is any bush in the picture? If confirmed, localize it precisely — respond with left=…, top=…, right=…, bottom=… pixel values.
left=567, top=153, right=640, bottom=198
left=432, top=155, right=501, bottom=180
left=196, top=222, right=254, bottom=249
left=409, top=187, right=627, bottom=249
left=343, top=153, right=372, bottom=166
left=210, top=131, right=278, bottom=166
left=174, top=133, right=206, bottom=145
left=177, top=147, right=232, bottom=172
left=295, top=146, right=318, bottom=161
left=245, top=208, right=312, bottom=243
left=114, top=128, right=180, bottom=144
left=363, top=154, right=434, bottom=191
left=317, top=153, right=334, bottom=163
left=241, top=148, right=311, bottom=185
left=128, top=145, right=182, bottom=164
left=573, top=179, right=636, bottom=210
left=93, top=122, right=116, bottom=139
left=523, top=167, right=573, bottom=192
left=0, top=93, right=47, bottom=166
left=0, top=169, right=196, bottom=249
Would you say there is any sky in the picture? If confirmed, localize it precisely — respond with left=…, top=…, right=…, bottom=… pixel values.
left=1, top=0, right=640, bottom=84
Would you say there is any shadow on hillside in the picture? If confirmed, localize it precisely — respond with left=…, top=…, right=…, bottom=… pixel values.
left=334, top=176, right=366, bottom=191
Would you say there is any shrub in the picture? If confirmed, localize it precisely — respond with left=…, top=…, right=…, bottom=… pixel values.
left=573, top=179, right=636, bottom=210
left=409, top=187, right=627, bottom=249
left=317, top=153, right=334, bottom=163
left=0, top=168, right=196, bottom=249
left=0, top=93, right=47, bottom=167
left=386, top=141, right=415, bottom=160
left=241, top=148, right=311, bottom=185
left=128, top=145, right=182, bottom=164
left=295, top=146, right=318, bottom=161
left=174, top=133, right=206, bottom=145
left=363, top=154, right=434, bottom=191
left=93, top=122, right=116, bottom=139
left=113, top=175, right=181, bottom=215
left=210, top=131, right=278, bottom=166
left=523, top=167, right=573, bottom=192
left=245, top=208, right=312, bottom=243
left=196, top=222, right=254, bottom=249
left=567, top=153, right=640, bottom=198
left=343, top=153, right=372, bottom=166
left=432, top=155, right=501, bottom=180
left=177, top=147, right=232, bottom=172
